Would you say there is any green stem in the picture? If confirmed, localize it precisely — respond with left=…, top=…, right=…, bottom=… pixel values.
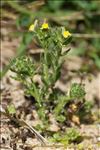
left=30, top=78, right=41, bottom=107
left=54, top=96, right=71, bottom=115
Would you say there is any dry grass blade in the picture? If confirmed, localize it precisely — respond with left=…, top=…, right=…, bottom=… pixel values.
left=0, top=105, right=48, bottom=146
left=73, top=33, right=100, bottom=38
left=25, top=0, right=45, bottom=9
left=21, top=119, right=48, bottom=146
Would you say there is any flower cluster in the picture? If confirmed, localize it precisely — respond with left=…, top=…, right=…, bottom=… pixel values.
left=29, top=21, right=71, bottom=38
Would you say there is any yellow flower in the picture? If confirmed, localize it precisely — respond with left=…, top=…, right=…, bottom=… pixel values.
left=29, top=24, right=35, bottom=31
left=29, top=20, right=38, bottom=32
left=62, top=30, right=71, bottom=38
left=41, top=23, right=49, bottom=30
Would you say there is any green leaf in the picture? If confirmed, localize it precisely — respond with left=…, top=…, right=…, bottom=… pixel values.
left=11, top=56, right=35, bottom=77
left=63, top=36, right=72, bottom=45
left=84, top=101, right=93, bottom=113
left=66, top=128, right=82, bottom=143
left=70, top=83, right=86, bottom=99
left=16, top=14, right=31, bottom=28
left=47, top=0, right=65, bottom=11
left=54, top=96, right=71, bottom=115
left=7, top=104, right=16, bottom=114
left=56, top=115, right=66, bottom=122
left=0, top=32, right=33, bottom=79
